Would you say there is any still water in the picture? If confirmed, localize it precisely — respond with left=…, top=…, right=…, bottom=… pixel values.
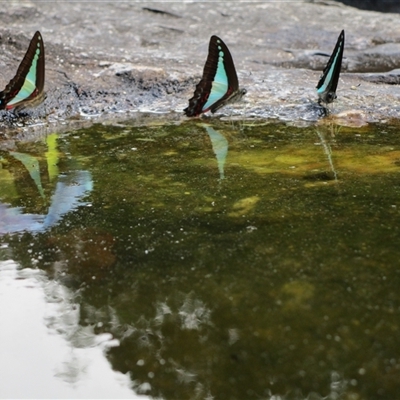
left=1, top=118, right=400, bottom=399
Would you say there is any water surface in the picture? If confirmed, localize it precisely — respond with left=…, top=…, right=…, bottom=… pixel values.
left=1, top=119, right=400, bottom=399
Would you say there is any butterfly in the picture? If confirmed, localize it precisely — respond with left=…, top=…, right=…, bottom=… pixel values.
left=316, top=30, right=345, bottom=105
left=184, top=35, right=246, bottom=117
left=0, top=31, right=45, bottom=112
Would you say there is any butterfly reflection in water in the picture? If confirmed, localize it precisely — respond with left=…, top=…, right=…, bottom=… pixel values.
left=184, top=35, right=246, bottom=117
left=0, top=31, right=45, bottom=112
left=316, top=30, right=345, bottom=107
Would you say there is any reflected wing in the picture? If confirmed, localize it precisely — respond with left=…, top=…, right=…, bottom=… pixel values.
left=184, top=35, right=239, bottom=117
left=0, top=31, right=45, bottom=110
left=316, top=30, right=344, bottom=103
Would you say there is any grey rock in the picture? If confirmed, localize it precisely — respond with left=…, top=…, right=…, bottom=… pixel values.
left=0, top=1, right=399, bottom=132
left=361, top=69, right=400, bottom=84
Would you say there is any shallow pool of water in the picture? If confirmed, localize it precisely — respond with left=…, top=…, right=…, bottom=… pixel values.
left=1, top=118, right=400, bottom=399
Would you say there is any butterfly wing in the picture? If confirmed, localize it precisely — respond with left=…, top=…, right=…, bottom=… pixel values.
left=184, top=35, right=239, bottom=117
left=316, top=30, right=345, bottom=104
left=0, top=31, right=45, bottom=111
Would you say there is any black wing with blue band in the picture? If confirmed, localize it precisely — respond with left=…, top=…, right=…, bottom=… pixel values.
left=184, top=35, right=246, bottom=117
left=0, top=31, right=45, bottom=111
left=316, top=30, right=344, bottom=105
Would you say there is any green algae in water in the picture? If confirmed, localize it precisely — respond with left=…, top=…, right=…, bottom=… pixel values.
left=3, top=120, right=400, bottom=399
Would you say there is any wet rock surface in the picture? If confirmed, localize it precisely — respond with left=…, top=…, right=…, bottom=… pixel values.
left=0, top=0, right=400, bottom=136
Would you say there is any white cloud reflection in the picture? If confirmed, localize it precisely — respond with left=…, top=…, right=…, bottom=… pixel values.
left=0, top=259, right=145, bottom=399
